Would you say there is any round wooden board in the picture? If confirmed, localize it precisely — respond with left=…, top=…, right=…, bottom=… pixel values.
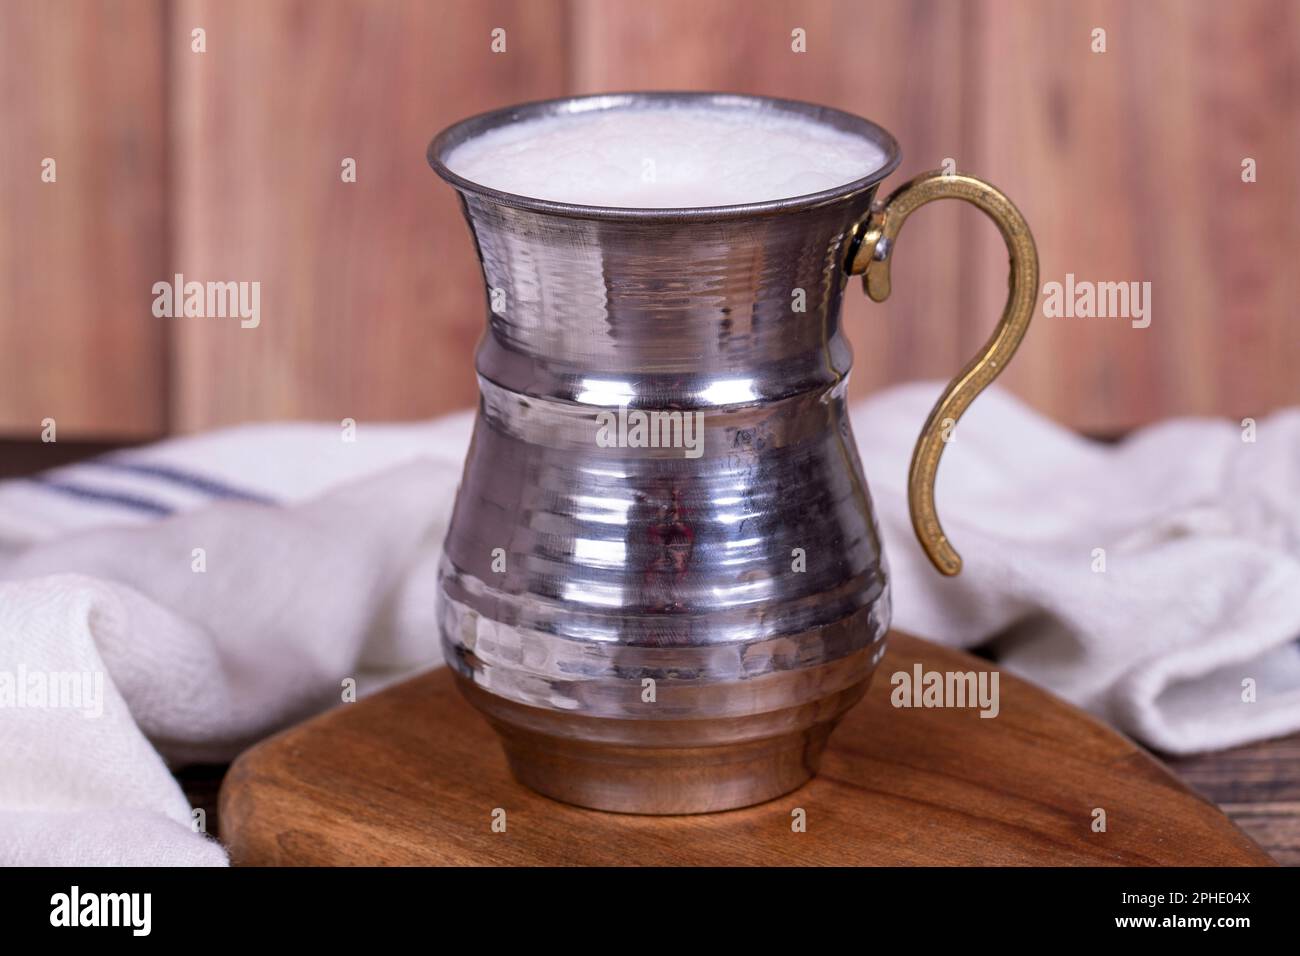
left=219, top=632, right=1272, bottom=865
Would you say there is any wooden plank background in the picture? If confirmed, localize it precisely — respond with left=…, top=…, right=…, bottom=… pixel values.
left=0, top=0, right=166, bottom=439
left=168, top=0, right=569, bottom=429
left=968, top=0, right=1300, bottom=430
left=0, top=0, right=1296, bottom=438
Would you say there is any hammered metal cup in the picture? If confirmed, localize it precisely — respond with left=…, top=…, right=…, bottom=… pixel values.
left=429, top=92, right=1037, bottom=814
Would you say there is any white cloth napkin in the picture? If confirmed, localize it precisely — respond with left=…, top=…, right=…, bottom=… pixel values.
left=853, top=385, right=1300, bottom=755
left=1, top=383, right=1297, bottom=866
left=0, top=417, right=474, bottom=866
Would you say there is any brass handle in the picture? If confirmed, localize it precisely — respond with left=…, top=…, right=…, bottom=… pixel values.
left=850, top=170, right=1038, bottom=576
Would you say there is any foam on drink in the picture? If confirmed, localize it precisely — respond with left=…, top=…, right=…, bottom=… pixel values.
left=444, top=104, right=888, bottom=208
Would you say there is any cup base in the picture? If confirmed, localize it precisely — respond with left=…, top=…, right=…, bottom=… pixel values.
left=452, top=671, right=871, bottom=815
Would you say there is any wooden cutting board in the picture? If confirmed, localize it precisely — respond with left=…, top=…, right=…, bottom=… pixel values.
left=219, top=632, right=1272, bottom=865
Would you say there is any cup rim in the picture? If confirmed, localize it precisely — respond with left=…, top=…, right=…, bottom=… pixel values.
left=427, top=91, right=903, bottom=222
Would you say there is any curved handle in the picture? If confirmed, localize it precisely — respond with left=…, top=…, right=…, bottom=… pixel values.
left=850, top=170, right=1038, bottom=576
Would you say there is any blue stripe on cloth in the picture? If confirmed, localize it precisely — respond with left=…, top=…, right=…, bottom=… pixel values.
left=26, top=477, right=176, bottom=516
left=83, top=460, right=276, bottom=504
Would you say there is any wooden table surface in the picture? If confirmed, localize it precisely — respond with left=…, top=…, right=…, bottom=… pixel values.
left=217, top=632, right=1272, bottom=866
left=1166, top=736, right=1300, bottom=866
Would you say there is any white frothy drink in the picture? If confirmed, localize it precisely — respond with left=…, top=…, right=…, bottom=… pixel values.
left=445, top=104, right=888, bottom=209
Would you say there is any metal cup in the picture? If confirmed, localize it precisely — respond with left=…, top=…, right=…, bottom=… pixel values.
left=428, top=92, right=1037, bottom=813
